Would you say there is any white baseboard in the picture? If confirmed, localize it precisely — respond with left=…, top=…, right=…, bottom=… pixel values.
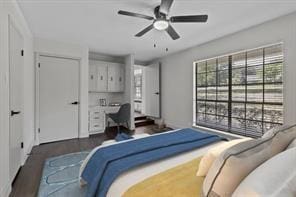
left=22, top=138, right=34, bottom=165
left=34, top=139, right=39, bottom=146
left=79, top=132, right=89, bottom=138
left=0, top=182, right=11, bottom=197
left=34, top=133, right=90, bottom=144
left=166, top=123, right=184, bottom=130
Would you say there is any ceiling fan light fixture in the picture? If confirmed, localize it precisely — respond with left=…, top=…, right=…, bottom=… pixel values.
left=118, top=0, right=208, bottom=40
left=153, top=19, right=169, bottom=31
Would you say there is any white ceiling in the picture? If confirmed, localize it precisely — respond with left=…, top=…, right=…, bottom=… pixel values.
left=17, top=0, right=296, bottom=61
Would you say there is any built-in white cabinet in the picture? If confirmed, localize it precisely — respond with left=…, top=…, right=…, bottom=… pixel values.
left=89, top=60, right=124, bottom=92
left=89, top=110, right=104, bottom=132
left=96, top=64, right=108, bottom=92
left=89, top=106, right=121, bottom=134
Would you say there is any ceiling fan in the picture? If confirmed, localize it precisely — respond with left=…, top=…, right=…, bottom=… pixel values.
left=118, top=0, right=208, bottom=40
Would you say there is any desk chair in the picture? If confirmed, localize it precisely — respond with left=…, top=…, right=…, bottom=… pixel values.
left=106, top=103, right=131, bottom=133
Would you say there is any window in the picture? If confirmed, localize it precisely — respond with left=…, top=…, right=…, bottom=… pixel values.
left=134, top=68, right=143, bottom=100
left=134, top=68, right=143, bottom=113
left=194, top=44, right=283, bottom=138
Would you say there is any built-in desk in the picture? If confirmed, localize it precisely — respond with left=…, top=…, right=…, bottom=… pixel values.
left=89, top=105, right=120, bottom=134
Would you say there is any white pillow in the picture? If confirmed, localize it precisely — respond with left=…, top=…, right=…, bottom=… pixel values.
left=286, top=138, right=296, bottom=150
left=262, top=126, right=280, bottom=138
left=203, top=125, right=296, bottom=197
left=233, top=147, right=296, bottom=197
left=263, top=124, right=296, bottom=139
left=196, top=138, right=251, bottom=177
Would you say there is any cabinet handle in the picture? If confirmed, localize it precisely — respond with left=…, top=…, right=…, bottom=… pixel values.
left=111, top=77, right=113, bottom=81
left=94, top=117, right=100, bottom=119
left=91, top=75, right=94, bottom=80
left=119, top=77, right=122, bottom=82
left=101, top=76, right=103, bottom=80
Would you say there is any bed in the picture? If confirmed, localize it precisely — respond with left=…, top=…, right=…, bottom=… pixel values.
left=79, top=128, right=225, bottom=197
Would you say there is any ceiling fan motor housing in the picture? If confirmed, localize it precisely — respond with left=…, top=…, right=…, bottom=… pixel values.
left=153, top=5, right=170, bottom=31
left=154, top=6, right=167, bottom=19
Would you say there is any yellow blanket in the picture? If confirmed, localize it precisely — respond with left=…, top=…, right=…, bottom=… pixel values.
left=123, top=157, right=204, bottom=197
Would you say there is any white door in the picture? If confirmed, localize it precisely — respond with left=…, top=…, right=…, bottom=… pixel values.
left=96, top=64, right=108, bottom=92
left=144, top=63, right=160, bottom=118
left=9, top=21, right=24, bottom=181
left=39, top=56, right=79, bottom=144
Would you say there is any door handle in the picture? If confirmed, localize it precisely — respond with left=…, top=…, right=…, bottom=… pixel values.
left=155, top=92, right=160, bottom=95
left=11, top=110, right=21, bottom=116
left=70, top=101, right=79, bottom=105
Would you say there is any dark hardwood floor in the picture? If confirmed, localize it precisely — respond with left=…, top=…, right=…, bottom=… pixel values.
left=10, top=125, right=172, bottom=197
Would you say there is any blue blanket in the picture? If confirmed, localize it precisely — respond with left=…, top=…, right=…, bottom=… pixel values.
left=81, top=128, right=223, bottom=197
left=115, top=132, right=133, bottom=142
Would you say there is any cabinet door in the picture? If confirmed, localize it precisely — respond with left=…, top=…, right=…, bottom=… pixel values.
left=119, top=66, right=125, bottom=92
left=89, top=64, right=97, bottom=92
left=108, top=64, right=124, bottom=92
left=113, top=65, right=121, bottom=92
left=96, top=65, right=108, bottom=92
left=107, top=64, right=117, bottom=92
left=89, top=110, right=104, bottom=133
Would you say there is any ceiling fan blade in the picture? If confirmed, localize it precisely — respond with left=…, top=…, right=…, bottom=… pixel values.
left=118, top=10, right=154, bottom=20
left=135, top=24, right=154, bottom=37
left=166, top=25, right=180, bottom=40
left=170, top=15, right=208, bottom=23
left=160, top=0, right=174, bottom=15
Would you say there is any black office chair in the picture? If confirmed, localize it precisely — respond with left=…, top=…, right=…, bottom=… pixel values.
left=106, top=103, right=131, bottom=133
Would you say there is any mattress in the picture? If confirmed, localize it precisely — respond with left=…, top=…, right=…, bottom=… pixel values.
left=105, top=132, right=223, bottom=197
left=79, top=129, right=223, bottom=197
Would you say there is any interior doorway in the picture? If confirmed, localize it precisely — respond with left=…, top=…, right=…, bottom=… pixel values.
left=133, top=64, right=160, bottom=127
left=37, top=55, right=80, bottom=144
left=134, top=65, right=144, bottom=116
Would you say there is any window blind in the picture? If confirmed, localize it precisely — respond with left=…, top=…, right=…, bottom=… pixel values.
left=194, top=44, right=283, bottom=138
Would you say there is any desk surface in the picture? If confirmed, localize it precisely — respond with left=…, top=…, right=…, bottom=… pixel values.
left=89, top=105, right=121, bottom=109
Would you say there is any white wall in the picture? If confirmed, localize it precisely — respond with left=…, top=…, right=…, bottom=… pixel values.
left=0, top=0, right=34, bottom=196
left=124, top=55, right=135, bottom=129
left=89, top=93, right=124, bottom=106
left=89, top=52, right=124, bottom=64
left=159, top=12, right=296, bottom=128
left=34, top=37, right=89, bottom=138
